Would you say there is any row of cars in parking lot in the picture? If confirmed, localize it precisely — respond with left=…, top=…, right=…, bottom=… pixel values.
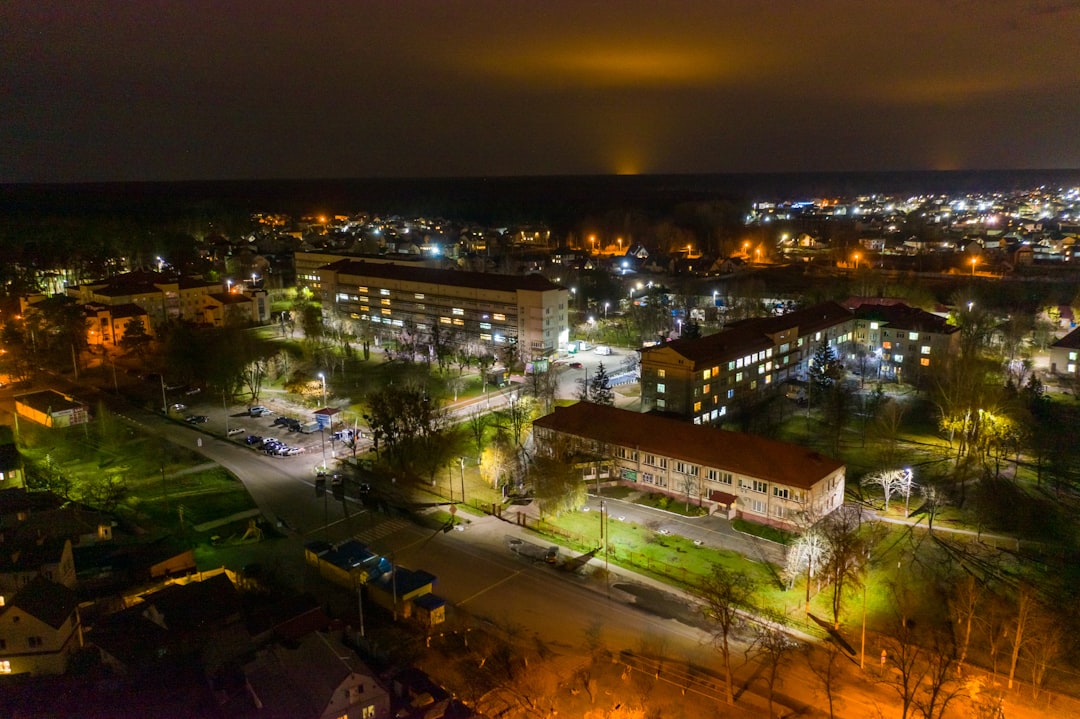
left=244, top=434, right=306, bottom=456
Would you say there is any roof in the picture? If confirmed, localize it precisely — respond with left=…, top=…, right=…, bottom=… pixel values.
left=322, top=259, right=564, bottom=294
left=4, top=575, right=77, bottom=629
left=533, top=402, right=844, bottom=490
left=141, top=572, right=241, bottom=631
left=0, top=536, right=69, bottom=572
left=645, top=301, right=852, bottom=366
left=853, top=302, right=957, bottom=335
left=14, top=389, right=86, bottom=414
left=1053, top=326, right=1080, bottom=350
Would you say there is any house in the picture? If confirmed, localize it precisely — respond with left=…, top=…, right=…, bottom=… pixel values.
left=0, top=537, right=76, bottom=596
left=532, top=402, right=845, bottom=530
left=0, top=444, right=25, bottom=490
left=1050, top=326, right=1080, bottom=378
left=0, top=575, right=82, bottom=675
left=639, top=302, right=855, bottom=424
left=240, top=631, right=391, bottom=719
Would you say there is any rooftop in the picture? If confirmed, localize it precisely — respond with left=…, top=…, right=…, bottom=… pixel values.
left=534, top=402, right=844, bottom=490
left=323, top=259, right=564, bottom=294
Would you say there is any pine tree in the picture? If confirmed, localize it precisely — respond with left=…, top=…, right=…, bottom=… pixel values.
left=589, top=362, right=615, bottom=406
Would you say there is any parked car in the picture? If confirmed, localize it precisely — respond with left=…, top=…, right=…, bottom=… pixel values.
left=184, top=415, right=209, bottom=424
left=569, top=361, right=583, bottom=369
left=168, top=403, right=187, bottom=413
left=183, top=386, right=202, bottom=395
left=244, top=435, right=262, bottom=445
left=248, top=405, right=271, bottom=417
left=226, top=427, right=245, bottom=436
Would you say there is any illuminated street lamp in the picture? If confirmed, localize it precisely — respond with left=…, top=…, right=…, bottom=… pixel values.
left=604, top=301, right=609, bottom=319
left=318, top=372, right=327, bottom=407
left=853, top=252, right=861, bottom=270
left=970, top=256, right=978, bottom=276
left=589, top=235, right=597, bottom=254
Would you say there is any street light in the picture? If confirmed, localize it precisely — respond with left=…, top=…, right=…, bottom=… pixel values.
left=318, top=372, right=327, bottom=407
left=603, top=301, right=609, bottom=319
left=970, top=256, right=977, bottom=276
left=853, top=252, right=860, bottom=270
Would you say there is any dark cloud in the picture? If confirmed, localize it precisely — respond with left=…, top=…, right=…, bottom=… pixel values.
left=1, top=0, right=1078, bottom=182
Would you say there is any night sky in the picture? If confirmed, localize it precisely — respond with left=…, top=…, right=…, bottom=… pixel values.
left=3, top=1, right=1079, bottom=183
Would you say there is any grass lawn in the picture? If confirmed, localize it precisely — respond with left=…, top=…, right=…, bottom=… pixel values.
left=19, top=413, right=259, bottom=536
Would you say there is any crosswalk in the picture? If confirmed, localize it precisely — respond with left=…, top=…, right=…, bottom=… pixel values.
left=352, top=518, right=411, bottom=545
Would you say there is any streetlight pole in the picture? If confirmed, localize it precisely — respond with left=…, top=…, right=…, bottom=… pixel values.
left=159, top=376, right=168, bottom=414
left=459, top=456, right=466, bottom=506
left=318, top=373, right=327, bottom=407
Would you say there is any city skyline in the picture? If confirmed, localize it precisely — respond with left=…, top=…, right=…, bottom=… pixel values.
left=3, top=1, right=1080, bottom=184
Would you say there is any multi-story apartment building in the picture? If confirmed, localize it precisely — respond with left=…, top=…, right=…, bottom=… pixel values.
left=294, top=251, right=446, bottom=296
left=532, top=402, right=845, bottom=530
left=639, top=302, right=855, bottom=423
left=60, top=271, right=266, bottom=339
left=317, top=260, right=569, bottom=359
left=851, top=302, right=959, bottom=384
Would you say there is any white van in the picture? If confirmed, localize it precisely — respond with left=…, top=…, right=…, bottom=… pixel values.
left=593, top=345, right=612, bottom=356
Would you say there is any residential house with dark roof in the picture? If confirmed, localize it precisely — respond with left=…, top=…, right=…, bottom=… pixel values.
left=639, top=302, right=855, bottom=424
left=317, top=259, right=569, bottom=359
left=532, top=402, right=845, bottom=529
left=1050, top=326, right=1080, bottom=379
left=238, top=630, right=391, bottom=719
left=0, top=536, right=76, bottom=597
left=0, top=575, right=82, bottom=675
left=0, top=445, right=24, bottom=490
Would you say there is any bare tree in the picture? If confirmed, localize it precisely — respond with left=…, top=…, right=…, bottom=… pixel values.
left=748, top=612, right=800, bottom=718
left=1007, top=585, right=1037, bottom=690
left=861, top=468, right=907, bottom=512
left=699, top=566, right=757, bottom=704
left=807, top=641, right=845, bottom=719
left=948, top=573, right=982, bottom=671
left=1024, top=611, right=1064, bottom=700
left=819, top=505, right=871, bottom=629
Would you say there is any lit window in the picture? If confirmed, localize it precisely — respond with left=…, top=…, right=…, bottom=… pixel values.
left=735, top=372, right=743, bottom=382
left=380, top=298, right=391, bottom=306
left=379, top=289, right=390, bottom=296
left=920, top=358, right=930, bottom=366
left=908, top=332, right=918, bottom=340
left=380, top=309, right=391, bottom=316
left=440, top=317, right=452, bottom=324
left=658, top=369, right=666, bottom=378
left=1070, top=352, right=1078, bottom=361
left=453, top=318, right=464, bottom=326
left=493, top=313, right=506, bottom=321
left=657, top=383, right=666, bottom=394
left=452, top=308, right=464, bottom=315
left=694, top=401, right=702, bottom=412
left=882, top=341, right=892, bottom=349
left=921, top=345, right=931, bottom=355
left=656, top=398, right=666, bottom=409
left=0, top=660, right=9, bottom=674
left=703, top=384, right=710, bottom=394
left=358, top=286, right=368, bottom=294
left=895, top=355, right=903, bottom=362
left=1068, top=363, right=1077, bottom=373
left=414, top=293, right=425, bottom=300
left=727, top=389, right=734, bottom=398
left=870, top=322, right=879, bottom=330
left=480, top=322, right=491, bottom=330
left=703, top=369, right=711, bottom=380
left=480, top=333, right=492, bottom=341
